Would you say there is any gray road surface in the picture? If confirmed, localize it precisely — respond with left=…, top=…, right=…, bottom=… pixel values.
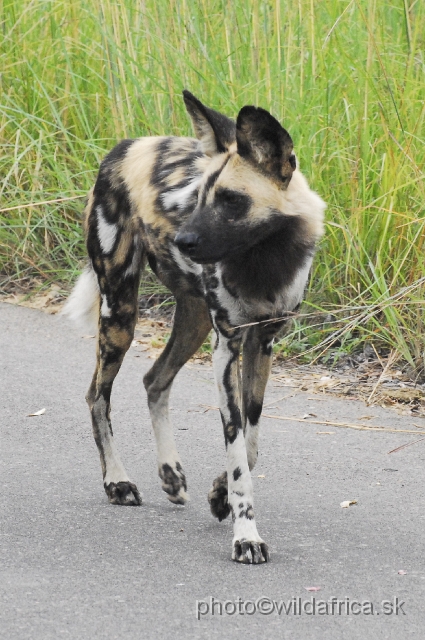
left=1, top=302, right=424, bottom=639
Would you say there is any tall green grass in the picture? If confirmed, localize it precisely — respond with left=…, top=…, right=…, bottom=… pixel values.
left=1, top=1, right=424, bottom=367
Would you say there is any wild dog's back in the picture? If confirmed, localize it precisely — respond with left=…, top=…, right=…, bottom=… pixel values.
left=82, top=135, right=210, bottom=295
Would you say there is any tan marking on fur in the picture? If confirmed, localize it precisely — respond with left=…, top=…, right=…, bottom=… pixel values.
left=120, top=138, right=165, bottom=227
left=106, top=193, right=120, bottom=217
left=200, top=152, right=232, bottom=194
left=156, top=137, right=198, bottom=172
left=165, top=166, right=189, bottom=187
left=119, top=302, right=137, bottom=318
left=100, top=324, right=133, bottom=350
left=109, top=228, right=134, bottom=268
left=161, top=138, right=200, bottom=167
left=118, top=139, right=176, bottom=239
left=193, top=154, right=211, bottom=175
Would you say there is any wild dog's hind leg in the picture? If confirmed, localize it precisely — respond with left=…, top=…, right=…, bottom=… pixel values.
left=85, top=208, right=143, bottom=505
left=143, top=295, right=211, bottom=504
left=210, top=326, right=269, bottom=564
left=86, top=274, right=141, bottom=505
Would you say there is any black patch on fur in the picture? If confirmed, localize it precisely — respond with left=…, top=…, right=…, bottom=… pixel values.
left=160, top=462, right=187, bottom=495
left=238, top=504, right=254, bottom=520
left=199, top=161, right=229, bottom=207
left=104, top=480, right=142, bottom=506
left=257, top=320, right=287, bottom=350
left=92, top=139, right=134, bottom=223
left=233, top=467, right=242, bottom=481
left=103, top=139, right=135, bottom=166
left=261, top=341, right=273, bottom=356
left=222, top=214, right=314, bottom=302
left=147, top=252, right=158, bottom=275
left=208, top=471, right=231, bottom=521
left=221, top=338, right=243, bottom=446
left=246, top=400, right=263, bottom=426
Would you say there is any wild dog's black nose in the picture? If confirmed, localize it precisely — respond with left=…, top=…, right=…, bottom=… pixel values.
left=174, top=231, right=200, bottom=253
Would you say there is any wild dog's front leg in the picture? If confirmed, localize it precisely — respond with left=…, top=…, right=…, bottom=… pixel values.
left=143, top=295, right=211, bottom=505
left=242, top=323, right=284, bottom=470
left=212, top=328, right=269, bottom=564
left=143, top=383, right=188, bottom=505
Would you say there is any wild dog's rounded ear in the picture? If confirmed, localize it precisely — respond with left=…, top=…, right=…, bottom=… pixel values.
left=236, top=106, right=295, bottom=185
left=183, top=90, right=236, bottom=157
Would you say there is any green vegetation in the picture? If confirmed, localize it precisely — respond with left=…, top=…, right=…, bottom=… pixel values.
left=1, top=1, right=424, bottom=368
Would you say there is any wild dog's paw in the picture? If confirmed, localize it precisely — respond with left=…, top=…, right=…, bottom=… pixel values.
left=232, top=539, right=270, bottom=564
left=105, top=481, right=142, bottom=506
left=208, top=471, right=231, bottom=521
left=159, top=462, right=189, bottom=505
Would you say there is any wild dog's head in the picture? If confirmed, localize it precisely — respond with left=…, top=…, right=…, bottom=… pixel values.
left=175, top=90, right=324, bottom=264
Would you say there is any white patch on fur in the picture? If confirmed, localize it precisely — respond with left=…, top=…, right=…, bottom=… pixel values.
left=170, top=245, right=202, bottom=276
left=103, top=444, right=131, bottom=486
left=101, top=294, right=112, bottom=318
left=284, top=254, right=313, bottom=311
left=97, top=205, right=117, bottom=254
left=214, top=265, right=243, bottom=325
left=124, top=237, right=140, bottom=278
left=94, top=397, right=131, bottom=486
left=245, top=423, right=259, bottom=470
left=161, top=177, right=201, bottom=211
left=150, top=387, right=175, bottom=461
left=61, top=265, right=99, bottom=332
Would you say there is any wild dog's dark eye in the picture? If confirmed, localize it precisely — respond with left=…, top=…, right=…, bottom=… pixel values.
left=215, top=188, right=252, bottom=220
left=225, top=193, right=242, bottom=205
left=216, top=189, right=244, bottom=205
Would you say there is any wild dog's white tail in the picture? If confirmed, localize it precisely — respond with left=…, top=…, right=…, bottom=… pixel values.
left=61, top=264, right=100, bottom=333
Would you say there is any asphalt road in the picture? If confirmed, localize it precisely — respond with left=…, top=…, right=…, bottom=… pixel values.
left=1, top=302, right=425, bottom=639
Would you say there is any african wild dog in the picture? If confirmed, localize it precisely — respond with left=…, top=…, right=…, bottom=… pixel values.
left=64, top=91, right=326, bottom=564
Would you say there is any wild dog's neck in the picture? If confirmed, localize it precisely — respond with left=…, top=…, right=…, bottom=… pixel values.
left=219, top=215, right=315, bottom=305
